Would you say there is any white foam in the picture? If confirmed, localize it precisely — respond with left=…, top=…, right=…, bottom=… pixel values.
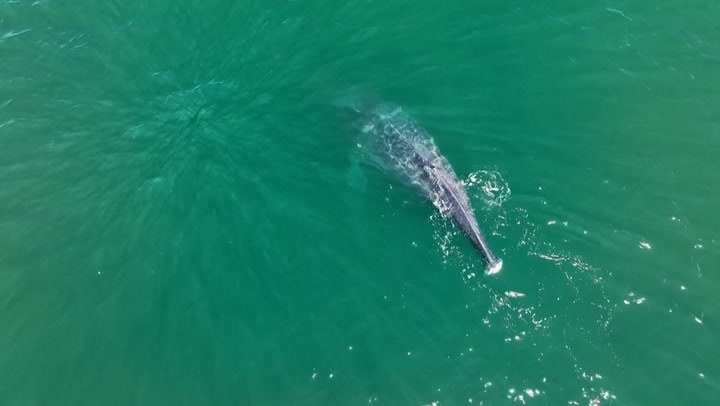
left=485, top=259, right=503, bottom=275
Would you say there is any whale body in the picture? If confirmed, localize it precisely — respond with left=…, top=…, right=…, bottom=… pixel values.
left=348, top=100, right=503, bottom=275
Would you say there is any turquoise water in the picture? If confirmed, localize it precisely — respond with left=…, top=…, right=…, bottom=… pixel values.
left=1, top=1, right=718, bottom=405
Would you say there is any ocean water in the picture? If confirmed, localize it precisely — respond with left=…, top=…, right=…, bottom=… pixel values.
left=1, top=1, right=718, bottom=405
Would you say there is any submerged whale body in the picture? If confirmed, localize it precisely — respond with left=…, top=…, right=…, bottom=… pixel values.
left=346, top=99, right=503, bottom=275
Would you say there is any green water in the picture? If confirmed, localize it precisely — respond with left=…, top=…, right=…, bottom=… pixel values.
left=1, top=0, right=718, bottom=405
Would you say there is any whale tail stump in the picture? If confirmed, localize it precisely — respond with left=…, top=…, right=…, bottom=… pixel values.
left=485, top=258, right=503, bottom=275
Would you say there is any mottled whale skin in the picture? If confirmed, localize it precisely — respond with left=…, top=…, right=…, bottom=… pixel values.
left=349, top=100, right=503, bottom=275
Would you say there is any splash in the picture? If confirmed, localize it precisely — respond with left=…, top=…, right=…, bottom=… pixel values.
left=464, top=169, right=512, bottom=208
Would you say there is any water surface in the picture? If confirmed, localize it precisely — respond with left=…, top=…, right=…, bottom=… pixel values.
left=1, top=1, right=718, bottom=405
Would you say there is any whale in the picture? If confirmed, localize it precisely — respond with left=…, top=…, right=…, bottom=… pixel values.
left=344, top=99, right=503, bottom=275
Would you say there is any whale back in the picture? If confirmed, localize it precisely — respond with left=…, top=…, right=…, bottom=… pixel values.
left=349, top=101, right=503, bottom=273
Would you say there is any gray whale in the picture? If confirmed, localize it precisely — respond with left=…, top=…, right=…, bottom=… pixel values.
left=347, top=100, right=503, bottom=275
